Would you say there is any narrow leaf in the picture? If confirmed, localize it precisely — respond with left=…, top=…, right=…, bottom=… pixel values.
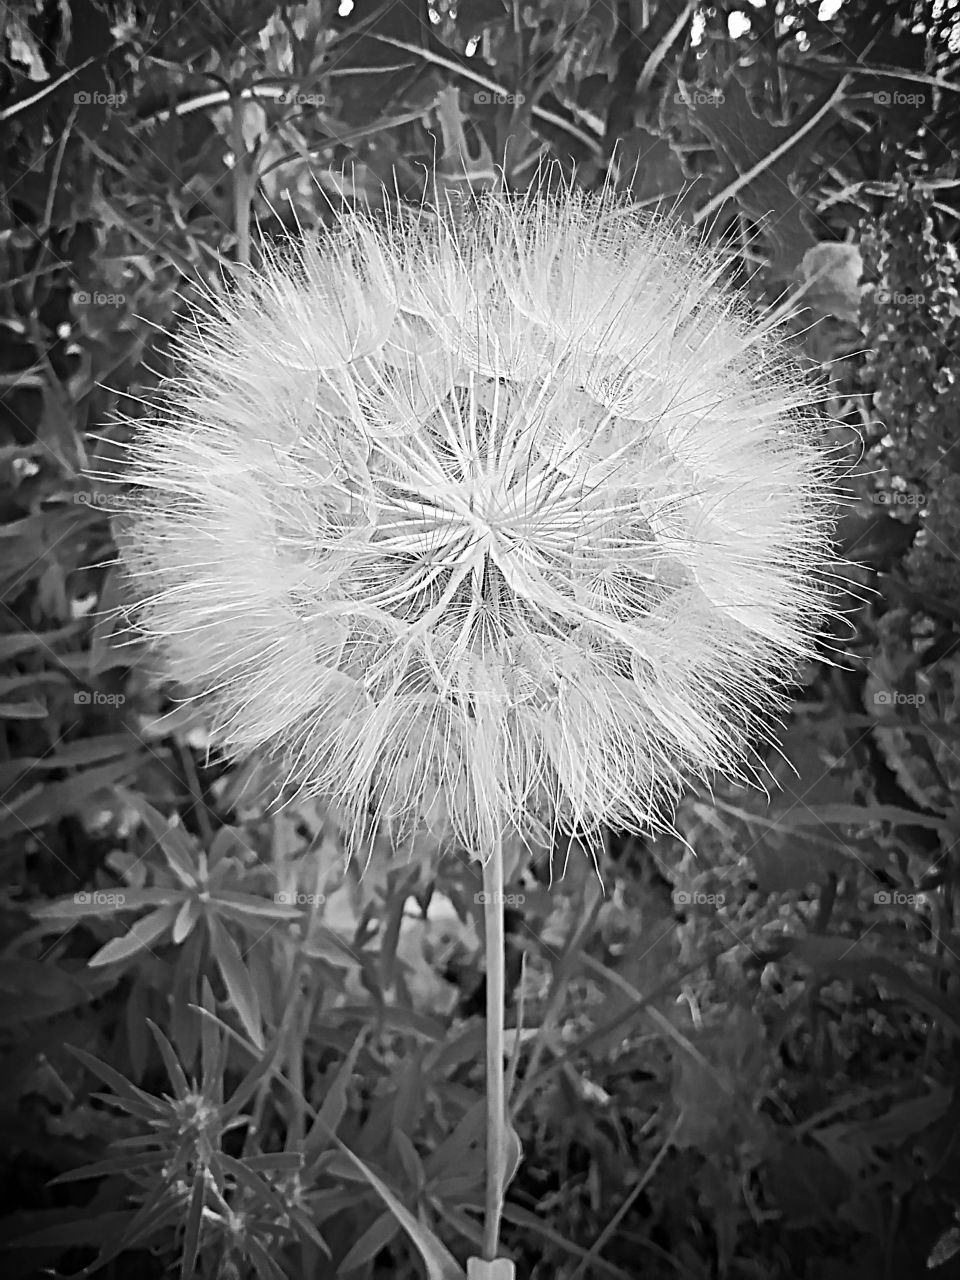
left=310, top=1120, right=466, bottom=1280
left=146, top=1020, right=191, bottom=1098
left=118, top=789, right=200, bottom=886
left=304, top=1029, right=367, bottom=1157
left=340, top=1211, right=401, bottom=1270
left=180, top=1172, right=206, bottom=1280
left=172, top=897, right=200, bottom=944
left=32, top=888, right=171, bottom=920
left=88, top=904, right=179, bottom=967
left=207, top=915, right=264, bottom=1049
left=0, top=698, right=47, bottom=718
left=67, top=1046, right=162, bottom=1116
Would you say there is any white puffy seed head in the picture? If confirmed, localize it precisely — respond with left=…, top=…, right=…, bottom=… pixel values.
left=114, top=178, right=841, bottom=860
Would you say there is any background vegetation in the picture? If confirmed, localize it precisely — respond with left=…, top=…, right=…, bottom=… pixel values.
left=2, top=0, right=960, bottom=1276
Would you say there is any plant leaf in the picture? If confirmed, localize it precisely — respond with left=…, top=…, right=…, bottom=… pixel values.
left=339, top=1211, right=401, bottom=1270
left=180, top=1172, right=206, bottom=1280
left=206, top=915, right=264, bottom=1050
left=32, top=888, right=172, bottom=919
left=118, top=790, right=200, bottom=887
left=310, top=1121, right=466, bottom=1280
left=88, top=904, right=179, bottom=967
left=304, top=1029, right=367, bottom=1159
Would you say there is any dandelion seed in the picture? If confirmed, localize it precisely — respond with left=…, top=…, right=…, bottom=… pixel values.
left=113, top=173, right=842, bottom=864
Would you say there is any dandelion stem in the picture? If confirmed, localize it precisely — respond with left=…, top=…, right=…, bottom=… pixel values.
left=481, top=830, right=507, bottom=1262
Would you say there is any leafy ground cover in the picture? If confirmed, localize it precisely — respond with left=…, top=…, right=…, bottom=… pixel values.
left=2, top=1, right=960, bottom=1277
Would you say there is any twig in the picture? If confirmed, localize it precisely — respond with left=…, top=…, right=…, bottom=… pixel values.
left=369, top=33, right=602, bottom=154
left=693, top=76, right=851, bottom=227
left=567, top=1113, right=684, bottom=1280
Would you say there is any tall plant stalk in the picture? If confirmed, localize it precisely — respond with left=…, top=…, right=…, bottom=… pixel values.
left=481, top=832, right=508, bottom=1263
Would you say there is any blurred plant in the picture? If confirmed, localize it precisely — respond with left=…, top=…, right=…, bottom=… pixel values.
left=31, top=794, right=303, bottom=1048
left=860, top=177, right=960, bottom=601
left=39, top=986, right=321, bottom=1280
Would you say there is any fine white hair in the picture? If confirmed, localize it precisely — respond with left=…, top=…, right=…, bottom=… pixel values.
left=113, top=173, right=843, bottom=861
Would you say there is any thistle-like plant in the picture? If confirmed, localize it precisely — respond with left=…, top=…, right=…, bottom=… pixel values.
left=112, top=170, right=842, bottom=1270
left=50, top=1007, right=317, bottom=1280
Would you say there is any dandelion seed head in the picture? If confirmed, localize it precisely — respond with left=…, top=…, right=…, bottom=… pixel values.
left=115, top=176, right=841, bottom=860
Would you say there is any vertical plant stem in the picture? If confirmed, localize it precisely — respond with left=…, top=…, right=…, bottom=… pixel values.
left=230, top=94, right=252, bottom=267
left=481, top=830, right=507, bottom=1262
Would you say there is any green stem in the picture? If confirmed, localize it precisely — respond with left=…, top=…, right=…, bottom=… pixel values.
left=230, top=93, right=252, bottom=267
left=481, top=832, right=507, bottom=1262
